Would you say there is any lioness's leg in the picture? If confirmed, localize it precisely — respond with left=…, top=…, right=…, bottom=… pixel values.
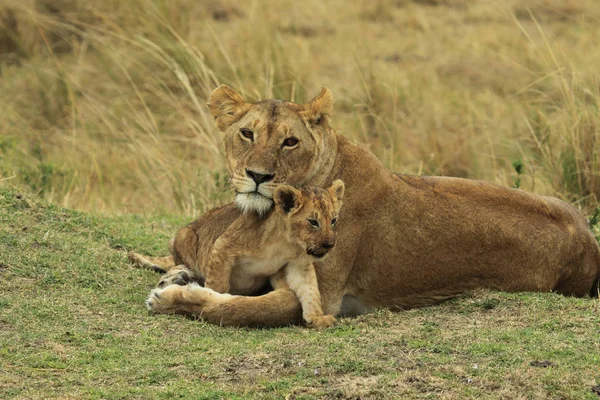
left=128, top=252, right=176, bottom=273
left=146, top=284, right=303, bottom=327
left=269, top=269, right=290, bottom=289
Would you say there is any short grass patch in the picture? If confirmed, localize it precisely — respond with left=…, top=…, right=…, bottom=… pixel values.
left=1, top=187, right=599, bottom=399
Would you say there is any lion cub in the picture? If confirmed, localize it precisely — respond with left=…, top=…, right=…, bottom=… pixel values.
left=203, top=180, right=344, bottom=329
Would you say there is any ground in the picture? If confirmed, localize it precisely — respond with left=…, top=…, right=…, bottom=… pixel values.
left=1, top=0, right=599, bottom=215
left=1, top=188, right=599, bottom=399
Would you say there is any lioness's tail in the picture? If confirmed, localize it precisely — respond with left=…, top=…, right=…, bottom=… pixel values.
left=128, top=252, right=176, bottom=274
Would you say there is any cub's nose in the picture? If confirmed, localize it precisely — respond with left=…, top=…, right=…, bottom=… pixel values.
left=246, top=169, right=274, bottom=185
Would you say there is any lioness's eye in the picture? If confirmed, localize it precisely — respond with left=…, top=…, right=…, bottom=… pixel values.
left=282, top=137, right=299, bottom=148
left=331, top=218, right=338, bottom=226
left=240, top=128, right=254, bottom=141
left=307, top=219, right=320, bottom=229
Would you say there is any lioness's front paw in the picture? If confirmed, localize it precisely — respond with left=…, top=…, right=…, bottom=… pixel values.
left=158, top=268, right=192, bottom=288
left=146, top=284, right=187, bottom=314
left=305, top=314, right=337, bottom=329
left=146, top=286, right=170, bottom=314
left=146, top=283, right=234, bottom=316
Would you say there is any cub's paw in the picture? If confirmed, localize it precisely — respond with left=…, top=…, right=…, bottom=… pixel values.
left=305, top=314, right=337, bottom=329
left=158, top=268, right=192, bottom=288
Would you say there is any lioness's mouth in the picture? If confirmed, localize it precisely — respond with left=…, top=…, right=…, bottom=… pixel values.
left=236, top=190, right=272, bottom=199
left=234, top=190, right=274, bottom=216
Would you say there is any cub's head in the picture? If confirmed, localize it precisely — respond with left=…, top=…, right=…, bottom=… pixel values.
left=208, top=85, right=335, bottom=215
left=273, top=180, right=344, bottom=259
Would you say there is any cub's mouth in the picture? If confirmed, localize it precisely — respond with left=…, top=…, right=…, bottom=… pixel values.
left=307, top=248, right=330, bottom=259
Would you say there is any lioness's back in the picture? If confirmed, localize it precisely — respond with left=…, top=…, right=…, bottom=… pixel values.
left=384, top=174, right=600, bottom=298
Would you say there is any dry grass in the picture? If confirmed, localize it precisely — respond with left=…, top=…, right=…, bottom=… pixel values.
left=0, top=0, right=599, bottom=215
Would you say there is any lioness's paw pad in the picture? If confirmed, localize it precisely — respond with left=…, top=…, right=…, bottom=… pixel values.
left=306, top=314, right=337, bottom=329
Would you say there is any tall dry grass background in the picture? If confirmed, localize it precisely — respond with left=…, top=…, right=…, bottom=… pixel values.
left=0, top=0, right=599, bottom=216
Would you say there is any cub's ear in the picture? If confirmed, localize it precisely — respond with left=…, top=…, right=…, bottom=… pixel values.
left=274, top=185, right=302, bottom=214
left=207, top=84, right=251, bottom=131
left=328, top=179, right=345, bottom=203
left=300, top=87, right=333, bottom=127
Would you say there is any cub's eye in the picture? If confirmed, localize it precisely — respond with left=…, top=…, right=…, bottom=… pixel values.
left=331, top=218, right=338, bottom=226
left=307, top=219, right=320, bottom=229
left=282, top=137, right=299, bottom=148
left=240, top=128, right=254, bottom=141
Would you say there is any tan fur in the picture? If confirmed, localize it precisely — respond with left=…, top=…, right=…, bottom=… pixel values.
left=143, top=182, right=344, bottom=329
left=203, top=182, right=343, bottom=328
left=136, top=85, right=600, bottom=327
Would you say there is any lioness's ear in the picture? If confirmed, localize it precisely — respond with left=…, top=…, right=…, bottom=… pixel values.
left=328, top=179, right=345, bottom=202
left=274, top=185, right=302, bottom=215
left=300, top=87, right=333, bottom=127
left=207, top=84, right=251, bottom=131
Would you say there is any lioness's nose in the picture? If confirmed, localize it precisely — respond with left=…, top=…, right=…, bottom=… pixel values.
left=246, top=169, right=274, bottom=185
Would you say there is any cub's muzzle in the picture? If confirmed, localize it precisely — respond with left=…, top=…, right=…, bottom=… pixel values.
left=307, top=241, right=335, bottom=258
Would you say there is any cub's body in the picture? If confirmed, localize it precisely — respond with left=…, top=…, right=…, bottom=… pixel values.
left=170, top=204, right=275, bottom=296
left=146, top=182, right=345, bottom=328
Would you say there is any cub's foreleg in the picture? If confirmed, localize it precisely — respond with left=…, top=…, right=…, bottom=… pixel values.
left=203, top=235, right=240, bottom=294
left=285, top=261, right=336, bottom=329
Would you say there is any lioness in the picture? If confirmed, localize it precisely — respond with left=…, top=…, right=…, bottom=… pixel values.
left=145, top=181, right=344, bottom=328
left=131, top=85, right=600, bottom=327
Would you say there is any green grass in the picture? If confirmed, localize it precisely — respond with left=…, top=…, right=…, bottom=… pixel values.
left=1, top=186, right=599, bottom=399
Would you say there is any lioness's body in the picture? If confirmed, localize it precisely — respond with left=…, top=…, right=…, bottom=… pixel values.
left=139, top=86, right=600, bottom=327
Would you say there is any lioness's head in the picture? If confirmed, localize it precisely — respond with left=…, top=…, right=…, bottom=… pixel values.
left=208, top=85, right=335, bottom=215
left=273, top=180, right=344, bottom=258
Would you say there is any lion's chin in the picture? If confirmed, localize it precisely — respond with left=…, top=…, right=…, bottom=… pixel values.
left=235, top=192, right=273, bottom=216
